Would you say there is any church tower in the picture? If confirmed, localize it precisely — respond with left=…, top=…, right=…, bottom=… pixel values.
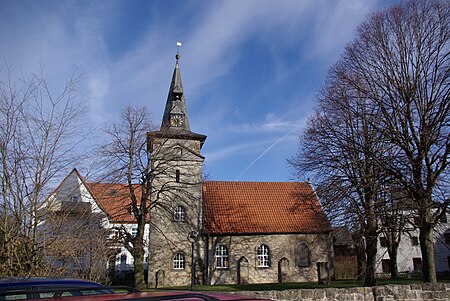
left=147, top=52, right=206, bottom=287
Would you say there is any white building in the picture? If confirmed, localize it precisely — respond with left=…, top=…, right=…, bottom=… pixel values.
left=376, top=213, right=450, bottom=276
left=43, top=168, right=150, bottom=278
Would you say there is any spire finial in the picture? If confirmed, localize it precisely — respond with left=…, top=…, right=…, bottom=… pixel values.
left=176, top=41, right=182, bottom=61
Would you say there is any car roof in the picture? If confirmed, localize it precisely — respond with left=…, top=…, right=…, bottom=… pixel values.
left=24, top=291, right=269, bottom=301
left=0, top=277, right=103, bottom=288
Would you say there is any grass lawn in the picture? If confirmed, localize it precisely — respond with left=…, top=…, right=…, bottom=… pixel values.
left=152, top=277, right=450, bottom=292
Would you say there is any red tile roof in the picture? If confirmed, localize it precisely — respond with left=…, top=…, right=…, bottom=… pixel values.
left=68, top=169, right=331, bottom=233
left=87, top=182, right=147, bottom=223
left=202, top=181, right=331, bottom=235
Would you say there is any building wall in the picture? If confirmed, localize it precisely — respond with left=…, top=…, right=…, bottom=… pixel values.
left=207, top=233, right=333, bottom=285
left=376, top=227, right=422, bottom=273
left=148, top=137, right=204, bottom=287
left=376, top=212, right=450, bottom=274
left=110, top=223, right=151, bottom=274
left=432, top=217, right=450, bottom=273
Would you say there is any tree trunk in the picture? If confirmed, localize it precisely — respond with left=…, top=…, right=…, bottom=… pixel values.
left=388, top=247, right=398, bottom=279
left=133, top=247, right=146, bottom=290
left=419, top=222, right=437, bottom=283
left=364, top=232, right=377, bottom=286
left=356, top=237, right=366, bottom=280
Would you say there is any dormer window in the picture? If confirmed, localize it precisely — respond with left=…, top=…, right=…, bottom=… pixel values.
left=71, top=195, right=79, bottom=202
left=173, top=92, right=182, bottom=101
left=176, top=170, right=180, bottom=183
left=174, top=147, right=182, bottom=157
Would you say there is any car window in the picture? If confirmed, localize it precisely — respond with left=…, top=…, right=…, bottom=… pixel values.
left=4, top=294, right=28, bottom=300
left=36, top=292, right=73, bottom=299
left=0, top=286, right=29, bottom=300
left=33, top=284, right=109, bottom=298
left=79, top=289, right=108, bottom=296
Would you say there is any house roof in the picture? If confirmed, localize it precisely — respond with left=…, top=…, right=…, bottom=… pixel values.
left=87, top=182, right=147, bottom=223
left=332, top=226, right=354, bottom=247
left=202, top=181, right=332, bottom=235
left=51, top=170, right=331, bottom=232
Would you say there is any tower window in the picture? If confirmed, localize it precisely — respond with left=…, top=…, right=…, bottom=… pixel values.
left=215, top=245, right=229, bottom=269
left=174, top=206, right=185, bottom=222
left=173, top=253, right=185, bottom=270
left=176, top=170, right=180, bottom=183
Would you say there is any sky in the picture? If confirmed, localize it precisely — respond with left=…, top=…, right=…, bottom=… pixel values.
left=0, top=0, right=400, bottom=183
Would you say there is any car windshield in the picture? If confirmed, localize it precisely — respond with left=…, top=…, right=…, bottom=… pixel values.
left=0, top=280, right=113, bottom=300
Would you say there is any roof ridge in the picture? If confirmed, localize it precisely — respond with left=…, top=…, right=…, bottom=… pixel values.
left=204, top=180, right=308, bottom=184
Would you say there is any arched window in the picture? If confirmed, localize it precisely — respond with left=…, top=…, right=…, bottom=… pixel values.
left=295, top=243, right=310, bottom=267
left=215, top=245, right=229, bottom=269
left=173, top=206, right=185, bottom=222
left=173, top=253, right=185, bottom=270
left=257, top=244, right=270, bottom=267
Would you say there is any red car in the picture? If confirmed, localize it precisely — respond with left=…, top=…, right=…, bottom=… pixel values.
left=24, top=290, right=270, bottom=301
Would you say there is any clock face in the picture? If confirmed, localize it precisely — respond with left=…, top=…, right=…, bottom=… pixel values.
left=170, top=115, right=184, bottom=127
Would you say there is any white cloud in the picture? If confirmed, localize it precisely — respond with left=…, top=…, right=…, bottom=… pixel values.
left=0, top=0, right=399, bottom=182
left=224, top=112, right=306, bottom=134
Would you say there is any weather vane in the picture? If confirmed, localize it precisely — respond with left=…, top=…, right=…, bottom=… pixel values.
left=176, top=41, right=182, bottom=60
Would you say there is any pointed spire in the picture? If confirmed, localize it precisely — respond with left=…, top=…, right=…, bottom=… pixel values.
left=160, top=50, right=191, bottom=131
left=148, top=45, right=206, bottom=150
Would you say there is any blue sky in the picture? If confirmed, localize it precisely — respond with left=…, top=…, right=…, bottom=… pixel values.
left=0, top=0, right=399, bottom=182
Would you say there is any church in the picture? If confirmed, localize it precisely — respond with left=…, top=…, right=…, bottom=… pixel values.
left=46, top=52, right=333, bottom=287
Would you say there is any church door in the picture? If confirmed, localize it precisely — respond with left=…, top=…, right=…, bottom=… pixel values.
left=237, top=257, right=249, bottom=284
left=155, top=269, right=165, bottom=288
left=278, top=258, right=289, bottom=283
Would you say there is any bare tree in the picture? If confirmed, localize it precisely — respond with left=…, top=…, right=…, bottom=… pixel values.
left=0, top=66, right=88, bottom=276
left=379, top=192, right=408, bottom=279
left=40, top=208, right=112, bottom=283
left=99, top=105, right=155, bottom=289
left=338, top=0, right=450, bottom=283
left=289, top=69, right=388, bottom=286
left=98, top=104, right=205, bottom=289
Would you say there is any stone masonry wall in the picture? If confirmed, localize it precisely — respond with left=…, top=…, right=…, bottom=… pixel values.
left=236, top=283, right=450, bottom=301
left=208, top=233, right=333, bottom=285
left=148, top=137, right=205, bottom=288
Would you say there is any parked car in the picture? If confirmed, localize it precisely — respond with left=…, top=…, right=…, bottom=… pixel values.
left=24, top=290, right=271, bottom=301
left=0, top=277, right=114, bottom=300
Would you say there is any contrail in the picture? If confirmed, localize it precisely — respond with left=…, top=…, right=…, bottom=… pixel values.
left=235, top=128, right=298, bottom=181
